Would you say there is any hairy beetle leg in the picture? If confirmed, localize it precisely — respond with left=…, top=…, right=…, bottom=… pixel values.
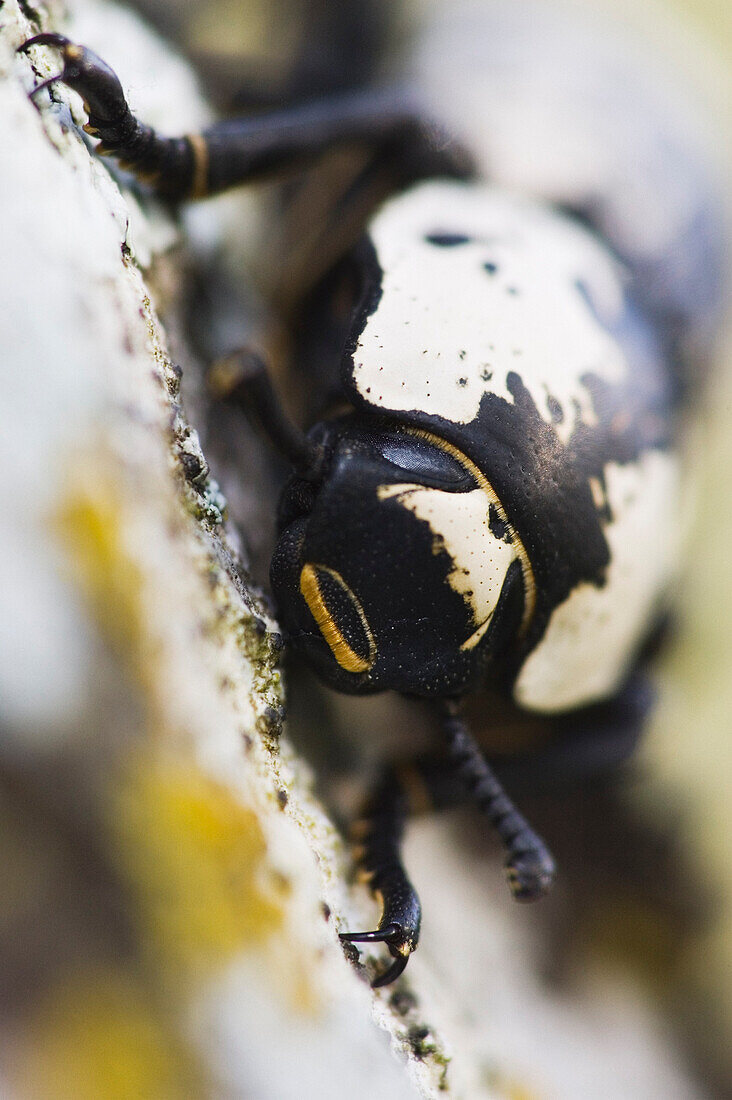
left=338, top=767, right=422, bottom=987
left=338, top=690, right=654, bottom=985
left=441, top=702, right=556, bottom=902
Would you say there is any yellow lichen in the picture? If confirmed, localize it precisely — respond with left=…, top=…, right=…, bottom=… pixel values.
left=55, top=474, right=155, bottom=686
left=15, top=969, right=203, bottom=1100
left=108, top=751, right=285, bottom=978
left=503, top=1083, right=540, bottom=1100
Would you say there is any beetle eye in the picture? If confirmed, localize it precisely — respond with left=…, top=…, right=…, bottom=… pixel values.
left=300, top=563, right=375, bottom=673
left=377, top=432, right=475, bottom=489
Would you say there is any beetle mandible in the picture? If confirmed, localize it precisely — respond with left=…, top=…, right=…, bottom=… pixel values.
left=20, top=0, right=725, bottom=986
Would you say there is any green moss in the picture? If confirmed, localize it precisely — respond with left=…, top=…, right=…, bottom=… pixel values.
left=405, top=1023, right=451, bottom=1089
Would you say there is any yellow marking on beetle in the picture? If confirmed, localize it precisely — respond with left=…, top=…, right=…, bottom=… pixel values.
left=403, top=428, right=537, bottom=637
left=186, top=132, right=209, bottom=198
left=300, top=563, right=375, bottom=673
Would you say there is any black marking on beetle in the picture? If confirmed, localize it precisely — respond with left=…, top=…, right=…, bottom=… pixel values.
left=457, top=377, right=468, bottom=387
left=314, top=563, right=373, bottom=665
left=424, top=231, right=471, bottom=247
left=483, top=261, right=498, bottom=275
left=568, top=364, right=672, bottom=528
left=488, top=504, right=512, bottom=543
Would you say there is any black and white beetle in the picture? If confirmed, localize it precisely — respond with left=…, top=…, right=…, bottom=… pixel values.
left=20, top=1, right=724, bottom=987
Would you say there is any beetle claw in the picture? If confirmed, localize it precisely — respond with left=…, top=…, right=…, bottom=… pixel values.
left=339, top=922, right=413, bottom=987
left=28, top=76, right=61, bottom=100
left=19, top=34, right=78, bottom=100
left=18, top=32, right=73, bottom=53
left=371, top=953, right=409, bottom=987
left=339, top=922, right=402, bottom=944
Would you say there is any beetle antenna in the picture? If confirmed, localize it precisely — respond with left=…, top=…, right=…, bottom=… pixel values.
left=440, top=701, right=556, bottom=901
left=209, top=348, right=323, bottom=476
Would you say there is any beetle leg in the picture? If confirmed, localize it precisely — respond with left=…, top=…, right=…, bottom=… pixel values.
left=195, top=92, right=469, bottom=198
left=338, top=718, right=557, bottom=985
left=339, top=767, right=421, bottom=988
left=20, top=35, right=469, bottom=203
left=19, top=34, right=197, bottom=200
left=208, top=347, right=324, bottom=477
left=441, top=701, right=556, bottom=902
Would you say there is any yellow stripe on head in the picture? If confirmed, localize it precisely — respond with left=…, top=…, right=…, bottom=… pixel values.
left=300, top=563, right=375, bottom=674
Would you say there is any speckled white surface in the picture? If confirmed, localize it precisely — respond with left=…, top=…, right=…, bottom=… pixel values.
left=354, top=183, right=625, bottom=441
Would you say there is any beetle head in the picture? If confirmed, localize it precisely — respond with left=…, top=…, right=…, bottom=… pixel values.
left=271, top=416, right=527, bottom=696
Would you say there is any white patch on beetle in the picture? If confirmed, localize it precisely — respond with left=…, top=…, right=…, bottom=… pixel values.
left=353, top=181, right=627, bottom=445
left=514, top=450, right=680, bottom=712
left=378, top=483, right=517, bottom=647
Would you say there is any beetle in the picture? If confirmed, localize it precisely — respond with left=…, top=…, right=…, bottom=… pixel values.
left=19, top=1, right=724, bottom=987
